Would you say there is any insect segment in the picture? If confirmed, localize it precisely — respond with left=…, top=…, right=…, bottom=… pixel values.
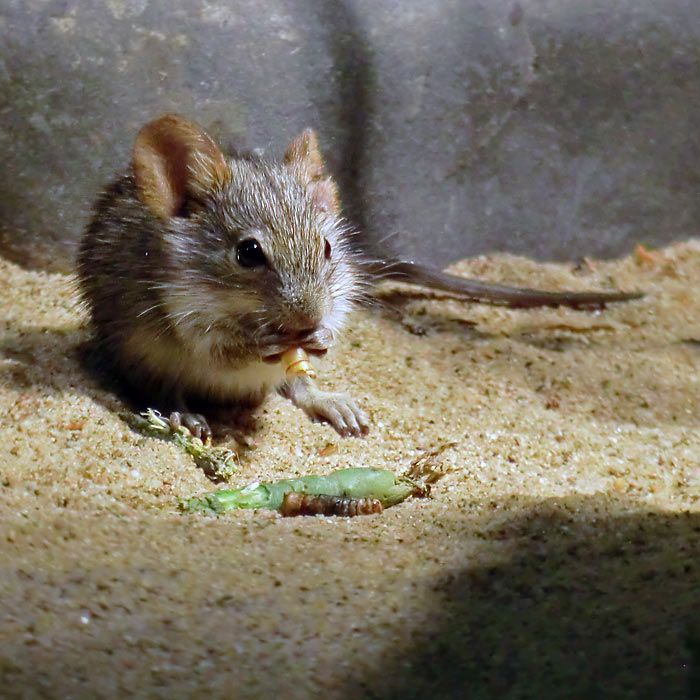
left=280, top=347, right=317, bottom=380
left=279, top=491, right=383, bottom=517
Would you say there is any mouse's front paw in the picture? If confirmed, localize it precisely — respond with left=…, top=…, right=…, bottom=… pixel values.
left=307, top=390, right=369, bottom=438
left=283, top=379, right=369, bottom=438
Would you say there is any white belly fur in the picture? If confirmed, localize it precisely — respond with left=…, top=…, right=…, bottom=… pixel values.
left=121, top=330, right=287, bottom=401
left=180, top=357, right=287, bottom=400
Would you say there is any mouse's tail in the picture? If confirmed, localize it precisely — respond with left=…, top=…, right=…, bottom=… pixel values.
left=364, top=258, right=644, bottom=310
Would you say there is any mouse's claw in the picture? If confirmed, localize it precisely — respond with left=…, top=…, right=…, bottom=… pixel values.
left=169, top=411, right=212, bottom=443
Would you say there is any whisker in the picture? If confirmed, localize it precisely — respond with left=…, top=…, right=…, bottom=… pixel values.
left=136, top=303, right=164, bottom=318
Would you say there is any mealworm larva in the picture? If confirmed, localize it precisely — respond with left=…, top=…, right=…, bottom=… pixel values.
left=280, top=492, right=383, bottom=517
left=280, top=347, right=317, bottom=380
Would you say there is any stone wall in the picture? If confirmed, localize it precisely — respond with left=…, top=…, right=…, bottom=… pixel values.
left=2, top=0, right=698, bottom=271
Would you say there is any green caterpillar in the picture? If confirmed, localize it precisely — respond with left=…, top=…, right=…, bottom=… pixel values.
left=180, top=467, right=422, bottom=516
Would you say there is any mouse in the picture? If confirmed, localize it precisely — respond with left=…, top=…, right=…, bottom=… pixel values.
left=77, top=114, right=642, bottom=441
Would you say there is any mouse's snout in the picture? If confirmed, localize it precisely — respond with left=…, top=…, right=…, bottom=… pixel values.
left=295, top=325, right=333, bottom=350
left=276, top=318, right=333, bottom=351
left=278, top=279, right=332, bottom=328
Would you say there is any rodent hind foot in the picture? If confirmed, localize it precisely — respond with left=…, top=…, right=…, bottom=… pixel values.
left=169, top=411, right=212, bottom=443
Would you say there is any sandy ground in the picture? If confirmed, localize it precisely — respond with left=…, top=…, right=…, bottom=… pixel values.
left=0, top=241, right=698, bottom=699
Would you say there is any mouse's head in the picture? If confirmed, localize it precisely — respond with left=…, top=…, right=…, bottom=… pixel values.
left=131, top=114, right=364, bottom=363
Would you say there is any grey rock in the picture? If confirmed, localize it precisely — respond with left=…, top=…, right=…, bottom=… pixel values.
left=1, top=0, right=699, bottom=272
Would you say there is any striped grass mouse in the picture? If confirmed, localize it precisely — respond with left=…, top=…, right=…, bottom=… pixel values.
left=78, top=114, right=641, bottom=440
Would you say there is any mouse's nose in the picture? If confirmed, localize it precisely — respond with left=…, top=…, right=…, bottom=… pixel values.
left=291, top=325, right=333, bottom=351
left=277, top=318, right=319, bottom=342
left=283, top=304, right=324, bottom=336
left=293, top=327, right=317, bottom=340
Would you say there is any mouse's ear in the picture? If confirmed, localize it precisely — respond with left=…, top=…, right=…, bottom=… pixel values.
left=132, top=114, right=228, bottom=219
left=284, top=129, right=340, bottom=216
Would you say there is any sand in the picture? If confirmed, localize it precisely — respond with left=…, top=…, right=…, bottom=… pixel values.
left=0, top=241, right=698, bottom=699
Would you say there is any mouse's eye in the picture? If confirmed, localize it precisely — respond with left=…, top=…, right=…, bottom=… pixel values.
left=236, top=238, right=267, bottom=268
left=324, top=238, right=332, bottom=260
